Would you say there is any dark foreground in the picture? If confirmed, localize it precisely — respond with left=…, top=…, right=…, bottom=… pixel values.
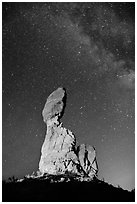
left=2, top=175, right=135, bottom=202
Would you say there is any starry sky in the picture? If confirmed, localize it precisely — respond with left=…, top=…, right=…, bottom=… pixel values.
left=2, top=2, right=135, bottom=191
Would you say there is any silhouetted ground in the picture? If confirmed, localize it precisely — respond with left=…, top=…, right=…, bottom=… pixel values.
left=2, top=175, right=135, bottom=202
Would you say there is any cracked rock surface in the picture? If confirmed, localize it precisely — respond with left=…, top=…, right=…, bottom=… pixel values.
left=39, top=87, right=98, bottom=177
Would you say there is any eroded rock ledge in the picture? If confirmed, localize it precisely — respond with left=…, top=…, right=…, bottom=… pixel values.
left=39, top=87, right=98, bottom=179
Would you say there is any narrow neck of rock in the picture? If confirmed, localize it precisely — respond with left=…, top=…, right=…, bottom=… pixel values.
left=46, top=116, right=60, bottom=127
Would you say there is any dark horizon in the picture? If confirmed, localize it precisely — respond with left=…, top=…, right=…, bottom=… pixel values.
left=2, top=2, right=135, bottom=191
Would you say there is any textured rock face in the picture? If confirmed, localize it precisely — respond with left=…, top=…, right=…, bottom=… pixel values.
left=39, top=87, right=98, bottom=178
left=77, top=144, right=98, bottom=177
left=39, top=123, right=80, bottom=175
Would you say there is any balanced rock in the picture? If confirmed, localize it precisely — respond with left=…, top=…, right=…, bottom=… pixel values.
left=39, top=88, right=80, bottom=175
left=39, top=87, right=98, bottom=178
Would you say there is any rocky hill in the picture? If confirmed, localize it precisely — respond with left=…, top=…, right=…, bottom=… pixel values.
left=2, top=175, right=135, bottom=202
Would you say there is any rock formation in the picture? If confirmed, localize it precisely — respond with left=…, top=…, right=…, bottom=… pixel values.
left=77, top=144, right=98, bottom=178
left=39, top=87, right=98, bottom=178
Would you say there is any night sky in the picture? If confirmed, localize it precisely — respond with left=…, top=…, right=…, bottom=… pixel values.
left=2, top=2, right=135, bottom=191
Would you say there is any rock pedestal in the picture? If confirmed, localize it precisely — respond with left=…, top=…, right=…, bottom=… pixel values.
left=39, top=87, right=98, bottom=178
